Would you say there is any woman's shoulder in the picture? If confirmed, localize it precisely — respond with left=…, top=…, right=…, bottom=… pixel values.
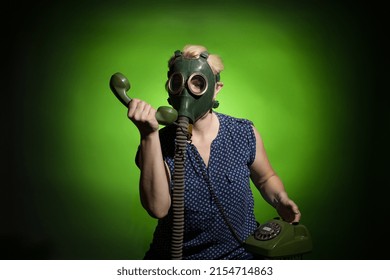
left=216, top=112, right=254, bottom=128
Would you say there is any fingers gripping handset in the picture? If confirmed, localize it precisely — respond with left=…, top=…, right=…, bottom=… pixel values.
left=109, top=72, right=178, bottom=126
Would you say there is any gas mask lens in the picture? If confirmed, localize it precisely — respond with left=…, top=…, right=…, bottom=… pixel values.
left=187, top=73, right=207, bottom=96
left=168, top=73, right=184, bottom=95
left=168, top=72, right=208, bottom=96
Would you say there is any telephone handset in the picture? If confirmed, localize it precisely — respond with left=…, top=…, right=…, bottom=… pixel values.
left=244, top=217, right=313, bottom=259
left=109, top=72, right=178, bottom=126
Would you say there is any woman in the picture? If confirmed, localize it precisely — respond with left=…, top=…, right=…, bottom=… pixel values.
left=128, top=44, right=301, bottom=259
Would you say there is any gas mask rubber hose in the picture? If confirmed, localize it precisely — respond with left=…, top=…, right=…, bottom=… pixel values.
left=170, top=115, right=189, bottom=260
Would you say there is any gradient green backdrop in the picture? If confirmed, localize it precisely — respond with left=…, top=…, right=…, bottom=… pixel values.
left=3, top=0, right=385, bottom=260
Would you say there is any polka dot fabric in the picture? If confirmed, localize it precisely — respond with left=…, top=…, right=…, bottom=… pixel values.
left=143, top=112, right=258, bottom=259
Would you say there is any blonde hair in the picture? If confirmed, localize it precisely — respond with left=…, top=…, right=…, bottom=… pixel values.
left=168, top=44, right=224, bottom=76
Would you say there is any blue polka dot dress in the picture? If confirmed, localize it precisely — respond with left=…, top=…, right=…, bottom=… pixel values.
left=142, top=112, right=258, bottom=259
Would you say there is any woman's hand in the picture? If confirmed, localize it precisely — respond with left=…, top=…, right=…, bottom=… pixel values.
left=128, top=98, right=160, bottom=137
left=274, top=192, right=301, bottom=223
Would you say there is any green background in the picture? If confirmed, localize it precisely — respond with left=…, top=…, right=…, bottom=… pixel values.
left=3, top=0, right=386, bottom=259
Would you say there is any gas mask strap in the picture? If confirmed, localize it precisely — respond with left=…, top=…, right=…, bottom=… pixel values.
left=167, top=51, right=183, bottom=78
left=200, top=51, right=209, bottom=59
left=200, top=51, right=220, bottom=82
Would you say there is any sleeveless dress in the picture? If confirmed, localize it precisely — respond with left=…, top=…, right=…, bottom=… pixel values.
left=141, top=112, right=258, bottom=259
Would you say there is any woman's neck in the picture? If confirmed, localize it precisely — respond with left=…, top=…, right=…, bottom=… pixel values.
left=191, top=111, right=219, bottom=141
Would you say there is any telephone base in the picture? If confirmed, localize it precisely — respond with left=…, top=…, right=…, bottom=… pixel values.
left=244, top=218, right=313, bottom=259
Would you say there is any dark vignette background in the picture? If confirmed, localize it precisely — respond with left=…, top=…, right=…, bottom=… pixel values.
left=2, top=0, right=387, bottom=260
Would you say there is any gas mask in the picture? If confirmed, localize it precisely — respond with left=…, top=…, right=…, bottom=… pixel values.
left=166, top=50, right=220, bottom=124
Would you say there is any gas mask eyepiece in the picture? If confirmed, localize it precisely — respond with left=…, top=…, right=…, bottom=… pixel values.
left=168, top=72, right=208, bottom=96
